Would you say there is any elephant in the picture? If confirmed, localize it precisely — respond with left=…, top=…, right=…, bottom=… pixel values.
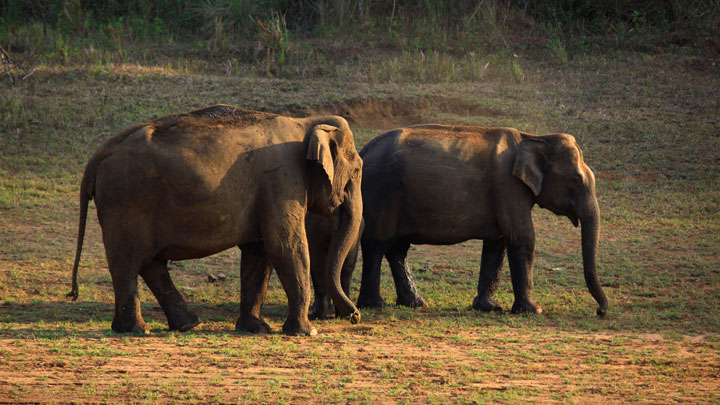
left=67, top=105, right=363, bottom=336
left=305, top=212, right=362, bottom=320
left=356, top=124, right=608, bottom=316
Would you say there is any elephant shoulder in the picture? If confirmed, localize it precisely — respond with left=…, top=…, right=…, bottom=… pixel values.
left=360, top=128, right=404, bottom=157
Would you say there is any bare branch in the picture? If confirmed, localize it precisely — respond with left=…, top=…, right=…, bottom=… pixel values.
left=1, top=45, right=34, bottom=85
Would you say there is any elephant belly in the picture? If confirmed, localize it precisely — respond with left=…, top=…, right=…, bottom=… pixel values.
left=406, top=222, right=502, bottom=246
left=154, top=202, right=261, bottom=260
left=399, top=174, right=500, bottom=244
left=157, top=243, right=237, bottom=261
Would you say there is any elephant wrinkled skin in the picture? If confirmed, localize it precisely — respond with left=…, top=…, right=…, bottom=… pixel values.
left=357, top=124, right=608, bottom=316
left=68, top=105, right=363, bottom=336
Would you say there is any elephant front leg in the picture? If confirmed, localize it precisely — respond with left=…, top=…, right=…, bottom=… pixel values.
left=506, top=240, right=543, bottom=314
left=269, top=243, right=316, bottom=336
left=140, top=259, right=200, bottom=332
left=236, top=243, right=272, bottom=335
left=259, top=205, right=316, bottom=336
left=473, top=237, right=506, bottom=312
left=386, top=240, right=427, bottom=308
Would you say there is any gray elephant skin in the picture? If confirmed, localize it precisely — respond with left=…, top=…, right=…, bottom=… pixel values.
left=68, top=105, right=363, bottom=336
left=356, top=124, right=608, bottom=316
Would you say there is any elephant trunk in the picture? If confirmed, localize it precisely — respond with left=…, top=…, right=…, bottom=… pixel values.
left=325, top=181, right=362, bottom=323
left=580, top=197, right=608, bottom=317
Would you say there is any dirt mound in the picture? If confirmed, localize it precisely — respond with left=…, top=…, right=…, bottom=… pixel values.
left=283, top=97, right=511, bottom=129
left=324, top=98, right=426, bottom=128
left=284, top=98, right=425, bottom=129
left=429, top=97, right=509, bottom=118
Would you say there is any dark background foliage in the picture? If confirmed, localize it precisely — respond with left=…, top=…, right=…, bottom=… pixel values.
left=2, top=0, right=717, bottom=51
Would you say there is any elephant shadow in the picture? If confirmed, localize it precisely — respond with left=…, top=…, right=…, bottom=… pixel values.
left=0, top=300, right=292, bottom=338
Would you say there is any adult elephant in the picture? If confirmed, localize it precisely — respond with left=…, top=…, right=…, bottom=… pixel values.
left=67, top=105, right=363, bottom=336
left=357, top=124, right=608, bottom=316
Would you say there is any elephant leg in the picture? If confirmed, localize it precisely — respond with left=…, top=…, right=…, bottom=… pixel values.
left=506, top=240, right=542, bottom=314
left=386, top=239, right=426, bottom=308
left=473, top=237, right=506, bottom=312
left=106, top=254, right=148, bottom=334
left=357, top=238, right=387, bottom=308
left=140, top=258, right=200, bottom=332
left=309, top=237, right=333, bottom=320
left=263, top=220, right=316, bottom=336
left=236, top=243, right=272, bottom=334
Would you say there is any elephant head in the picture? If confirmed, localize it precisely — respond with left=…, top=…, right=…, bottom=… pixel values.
left=513, top=133, right=608, bottom=316
left=306, top=122, right=363, bottom=322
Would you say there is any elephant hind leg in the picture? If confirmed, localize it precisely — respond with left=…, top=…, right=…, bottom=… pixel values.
left=106, top=254, right=148, bottom=334
left=236, top=243, right=272, bottom=335
left=473, top=237, right=506, bottom=312
left=386, top=239, right=426, bottom=308
left=140, top=258, right=200, bottom=332
left=357, top=238, right=387, bottom=309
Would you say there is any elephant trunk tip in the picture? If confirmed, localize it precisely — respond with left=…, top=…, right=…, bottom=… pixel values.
left=66, top=289, right=78, bottom=302
left=596, top=306, right=607, bottom=317
left=350, top=310, right=361, bottom=324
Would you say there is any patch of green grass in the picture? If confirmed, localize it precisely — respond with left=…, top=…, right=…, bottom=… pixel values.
left=367, top=50, right=494, bottom=83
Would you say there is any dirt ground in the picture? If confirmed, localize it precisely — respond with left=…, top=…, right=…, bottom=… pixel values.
left=2, top=308, right=719, bottom=403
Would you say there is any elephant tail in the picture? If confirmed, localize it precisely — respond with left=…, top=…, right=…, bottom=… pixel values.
left=67, top=160, right=97, bottom=301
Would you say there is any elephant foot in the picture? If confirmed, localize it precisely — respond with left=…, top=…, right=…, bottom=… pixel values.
left=310, top=301, right=334, bottom=320
left=168, top=311, right=201, bottom=332
left=472, top=295, right=503, bottom=312
left=236, top=315, right=271, bottom=335
left=396, top=294, right=427, bottom=308
left=356, top=294, right=387, bottom=309
left=511, top=299, right=543, bottom=314
left=282, top=318, right=317, bottom=336
left=310, top=310, right=335, bottom=320
left=111, top=317, right=149, bottom=334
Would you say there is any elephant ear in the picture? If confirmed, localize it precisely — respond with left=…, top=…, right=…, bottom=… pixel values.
left=306, top=124, right=339, bottom=187
left=512, top=137, right=547, bottom=196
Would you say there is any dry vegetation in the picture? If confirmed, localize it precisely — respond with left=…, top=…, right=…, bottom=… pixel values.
left=1, top=1, right=720, bottom=402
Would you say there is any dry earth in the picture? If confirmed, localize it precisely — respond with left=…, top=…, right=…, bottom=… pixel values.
left=2, top=309, right=719, bottom=403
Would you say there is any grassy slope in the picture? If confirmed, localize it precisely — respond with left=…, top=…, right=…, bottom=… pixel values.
left=1, top=44, right=719, bottom=402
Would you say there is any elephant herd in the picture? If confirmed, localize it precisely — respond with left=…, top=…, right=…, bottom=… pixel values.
left=67, top=105, right=607, bottom=336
